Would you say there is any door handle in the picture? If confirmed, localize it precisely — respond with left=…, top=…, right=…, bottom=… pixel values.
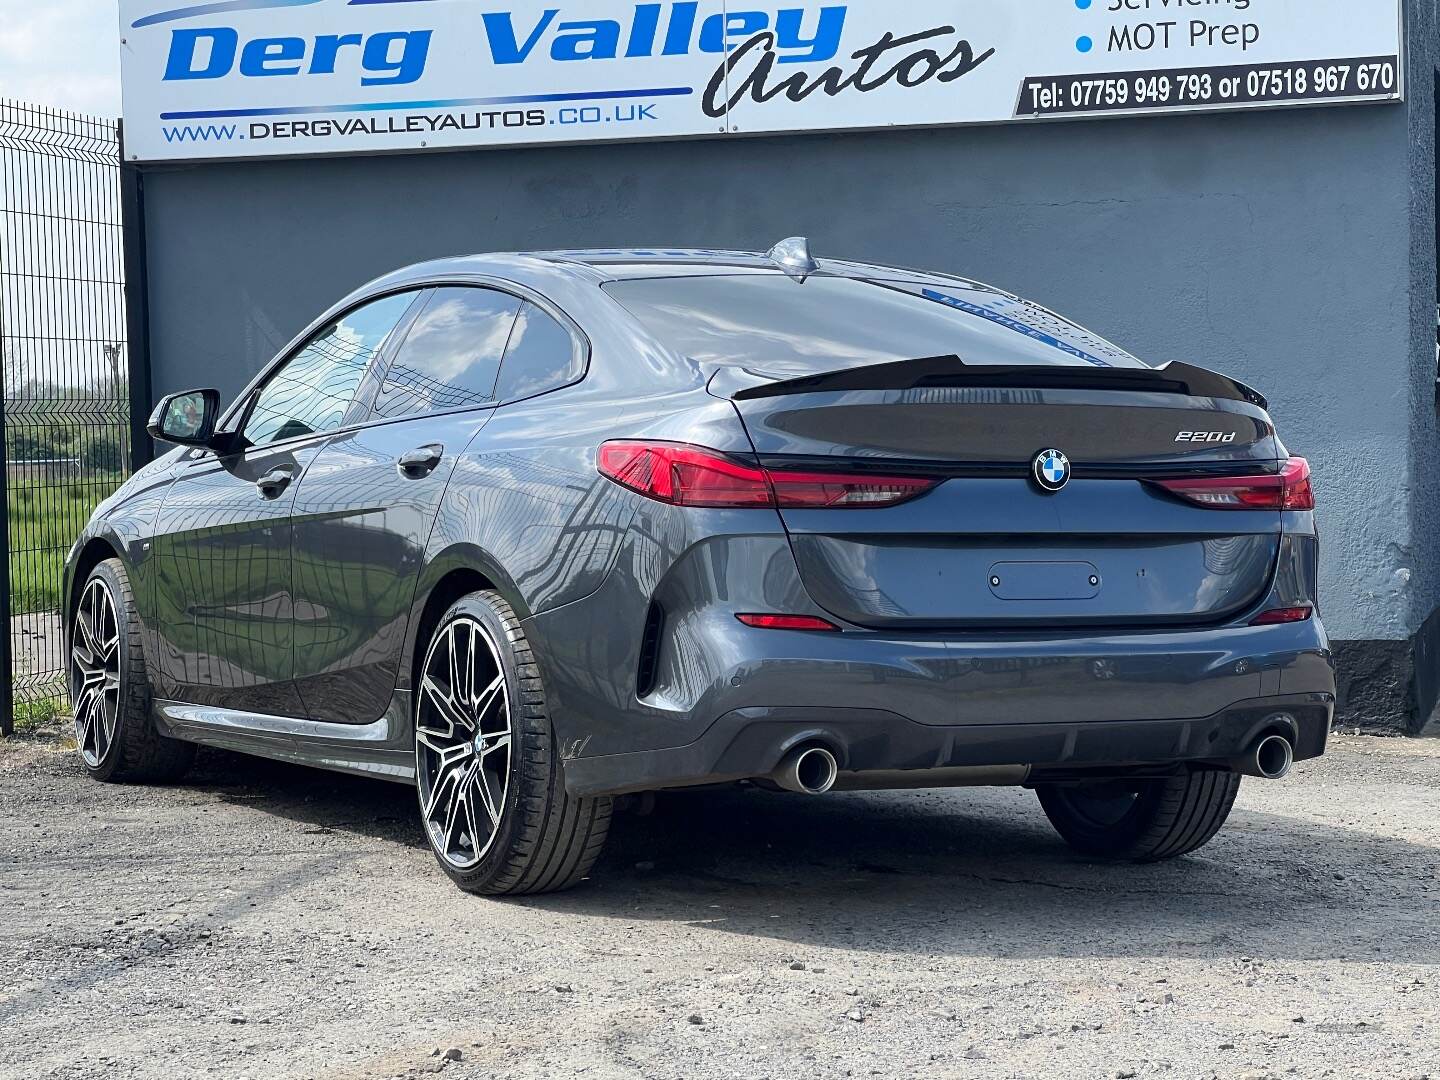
left=256, top=465, right=295, bottom=497
left=398, top=444, right=444, bottom=477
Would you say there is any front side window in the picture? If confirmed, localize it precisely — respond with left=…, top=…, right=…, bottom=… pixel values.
left=244, top=291, right=416, bottom=446
left=493, top=302, right=583, bottom=404
left=371, top=287, right=521, bottom=420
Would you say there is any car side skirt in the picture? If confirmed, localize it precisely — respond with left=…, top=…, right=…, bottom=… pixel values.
left=151, top=691, right=418, bottom=785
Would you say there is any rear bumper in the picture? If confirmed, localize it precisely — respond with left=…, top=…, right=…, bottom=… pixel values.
left=563, top=692, right=1333, bottom=796
left=554, top=612, right=1334, bottom=797
left=524, top=522, right=1333, bottom=797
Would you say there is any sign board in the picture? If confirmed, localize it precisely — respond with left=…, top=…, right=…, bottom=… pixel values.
left=118, top=0, right=1405, bottom=163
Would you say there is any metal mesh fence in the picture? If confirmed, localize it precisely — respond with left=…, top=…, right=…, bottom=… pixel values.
left=1, top=101, right=130, bottom=732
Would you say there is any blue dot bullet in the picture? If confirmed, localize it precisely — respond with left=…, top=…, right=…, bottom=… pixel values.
left=1076, top=0, right=1092, bottom=8
left=1076, top=35, right=1094, bottom=52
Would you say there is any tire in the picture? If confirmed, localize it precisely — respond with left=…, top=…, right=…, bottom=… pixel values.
left=69, top=559, right=195, bottom=784
left=413, top=589, right=612, bottom=896
left=1035, top=768, right=1241, bottom=862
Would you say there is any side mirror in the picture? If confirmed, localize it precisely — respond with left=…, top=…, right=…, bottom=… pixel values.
left=147, top=388, right=220, bottom=447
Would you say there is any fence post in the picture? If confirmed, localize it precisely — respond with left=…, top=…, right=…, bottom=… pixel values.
left=0, top=106, right=10, bottom=738
left=118, top=122, right=153, bottom=471
left=1, top=323, right=11, bottom=738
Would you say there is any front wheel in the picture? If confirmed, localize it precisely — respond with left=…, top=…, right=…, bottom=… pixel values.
left=413, top=590, right=611, bottom=895
left=1036, top=768, right=1241, bottom=862
left=68, top=559, right=195, bottom=783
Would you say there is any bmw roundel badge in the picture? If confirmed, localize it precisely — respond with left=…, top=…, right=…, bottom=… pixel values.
left=1032, top=449, right=1071, bottom=493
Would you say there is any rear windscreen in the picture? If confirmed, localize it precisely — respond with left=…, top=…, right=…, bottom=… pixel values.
left=604, top=274, right=1148, bottom=376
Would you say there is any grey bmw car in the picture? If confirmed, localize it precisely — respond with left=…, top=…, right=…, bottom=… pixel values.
left=64, top=240, right=1333, bottom=895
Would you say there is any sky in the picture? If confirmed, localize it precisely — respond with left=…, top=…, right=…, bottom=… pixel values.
left=0, top=0, right=123, bottom=118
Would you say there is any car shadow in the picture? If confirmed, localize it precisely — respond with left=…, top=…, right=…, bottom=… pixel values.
left=183, top=748, right=1439, bottom=966
left=188, top=746, right=428, bottom=850
left=532, top=783, right=1440, bottom=966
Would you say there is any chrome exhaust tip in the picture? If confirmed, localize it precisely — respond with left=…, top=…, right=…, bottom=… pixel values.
left=772, top=745, right=839, bottom=795
left=1237, top=732, right=1294, bottom=780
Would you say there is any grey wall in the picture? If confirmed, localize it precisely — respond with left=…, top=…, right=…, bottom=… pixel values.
left=139, top=96, right=1430, bottom=654
left=1400, top=2, right=1440, bottom=732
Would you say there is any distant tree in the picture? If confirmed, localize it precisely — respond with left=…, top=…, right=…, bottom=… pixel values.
left=103, top=343, right=128, bottom=399
left=1, top=338, right=16, bottom=396
left=82, top=433, right=125, bottom=473
left=6, top=428, right=65, bottom=461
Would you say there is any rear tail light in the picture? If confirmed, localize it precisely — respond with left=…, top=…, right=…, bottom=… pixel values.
left=736, top=613, right=841, bottom=631
left=1250, top=605, right=1314, bottom=626
left=598, top=441, right=937, bottom=509
left=1152, top=456, right=1314, bottom=511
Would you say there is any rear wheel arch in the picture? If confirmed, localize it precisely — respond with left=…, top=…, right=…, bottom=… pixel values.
left=406, top=549, right=532, bottom=696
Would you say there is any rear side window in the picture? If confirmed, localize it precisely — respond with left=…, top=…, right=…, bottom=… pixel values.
left=493, top=302, right=583, bottom=403
left=371, top=286, right=521, bottom=420
left=604, top=274, right=1146, bottom=375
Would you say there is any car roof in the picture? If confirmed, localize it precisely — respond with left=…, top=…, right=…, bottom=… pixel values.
left=535, top=249, right=787, bottom=279
left=349, top=246, right=1002, bottom=330
left=366, top=247, right=989, bottom=288
left=531, top=248, right=993, bottom=285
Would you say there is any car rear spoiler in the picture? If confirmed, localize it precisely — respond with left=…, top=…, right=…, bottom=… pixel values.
left=712, top=355, right=1268, bottom=409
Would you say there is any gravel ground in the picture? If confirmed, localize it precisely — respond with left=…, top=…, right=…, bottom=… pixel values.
left=1, top=725, right=1437, bottom=1080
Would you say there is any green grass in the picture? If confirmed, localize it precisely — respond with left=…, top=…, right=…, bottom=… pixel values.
left=10, top=695, right=65, bottom=735
left=6, top=475, right=123, bottom=614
